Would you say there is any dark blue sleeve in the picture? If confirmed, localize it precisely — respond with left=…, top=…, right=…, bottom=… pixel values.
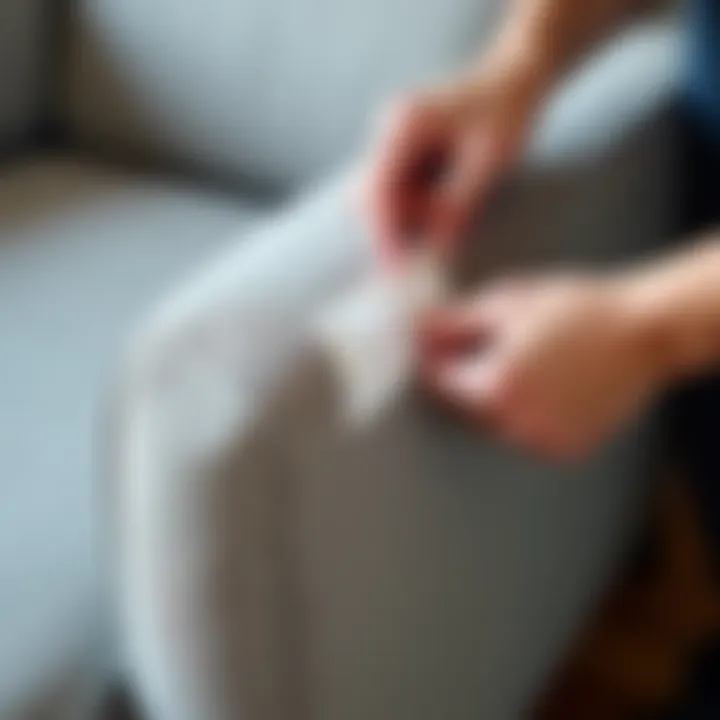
left=686, top=0, right=720, bottom=144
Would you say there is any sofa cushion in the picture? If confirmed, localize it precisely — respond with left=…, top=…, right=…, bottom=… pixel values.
left=0, top=0, right=45, bottom=150
left=65, top=0, right=504, bottom=191
left=0, top=154, right=263, bottom=717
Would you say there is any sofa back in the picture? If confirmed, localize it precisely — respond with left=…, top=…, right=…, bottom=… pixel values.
left=0, top=0, right=45, bottom=150
left=65, top=0, right=503, bottom=191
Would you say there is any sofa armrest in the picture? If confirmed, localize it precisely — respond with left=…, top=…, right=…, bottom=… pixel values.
left=460, top=20, right=680, bottom=285
left=115, top=20, right=680, bottom=720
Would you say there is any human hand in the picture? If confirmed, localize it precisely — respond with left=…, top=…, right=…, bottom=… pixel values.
left=418, top=273, right=664, bottom=462
left=360, top=48, right=548, bottom=269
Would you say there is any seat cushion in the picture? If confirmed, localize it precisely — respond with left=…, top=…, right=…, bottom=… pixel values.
left=0, top=154, right=263, bottom=717
left=0, top=0, right=44, bottom=149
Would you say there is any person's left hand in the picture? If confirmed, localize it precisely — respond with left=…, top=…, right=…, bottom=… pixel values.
left=418, top=273, right=663, bottom=462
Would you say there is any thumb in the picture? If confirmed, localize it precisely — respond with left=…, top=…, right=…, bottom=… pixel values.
left=417, top=297, right=498, bottom=360
left=424, top=353, right=506, bottom=428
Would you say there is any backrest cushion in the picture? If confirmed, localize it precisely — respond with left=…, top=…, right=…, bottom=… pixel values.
left=65, top=0, right=503, bottom=190
left=0, top=0, right=45, bottom=149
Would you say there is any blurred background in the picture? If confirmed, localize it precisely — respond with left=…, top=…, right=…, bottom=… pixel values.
left=2, top=1, right=717, bottom=719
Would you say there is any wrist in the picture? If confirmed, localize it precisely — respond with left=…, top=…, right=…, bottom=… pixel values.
left=613, top=266, right=716, bottom=385
left=449, top=25, right=554, bottom=109
left=490, top=8, right=564, bottom=95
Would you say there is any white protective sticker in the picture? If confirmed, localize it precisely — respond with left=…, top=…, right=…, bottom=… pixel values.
left=316, top=254, right=447, bottom=427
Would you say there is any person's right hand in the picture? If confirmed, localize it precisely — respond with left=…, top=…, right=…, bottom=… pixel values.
left=417, top=272, right=664, bottom=462
left=360, top=47, right=550, bottom=269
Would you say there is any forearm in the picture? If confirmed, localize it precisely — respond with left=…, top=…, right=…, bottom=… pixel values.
left=623, top=237, right=720, bottom=383
left=482, top=0, right=652, bottom=92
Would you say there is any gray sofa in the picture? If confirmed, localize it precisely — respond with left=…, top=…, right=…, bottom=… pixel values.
left=0, top=1, right=680, bottom=718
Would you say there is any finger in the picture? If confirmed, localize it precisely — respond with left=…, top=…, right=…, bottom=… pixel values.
left=365, top=149, right=417, bottom=269
left=422, top=354, right=506, bottom=427
left=371, top=101, right=463, bottom=261
left=416, top=299, right=496, bottom=360
left=416, top=279, right=527, bottom=357
left=432, top=127, right=512, bottom=254
left=369, top=112, right=440, bottom=256
left=432, top=133, right=490, bottom=252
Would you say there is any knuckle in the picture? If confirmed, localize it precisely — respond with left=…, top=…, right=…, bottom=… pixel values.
left=380, top=94, right=427, bottom=135
left=494, top=368, right=522, bottom=406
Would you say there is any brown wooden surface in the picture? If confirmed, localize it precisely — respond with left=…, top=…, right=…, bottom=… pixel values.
left=535, top=473, right=720, bottom=720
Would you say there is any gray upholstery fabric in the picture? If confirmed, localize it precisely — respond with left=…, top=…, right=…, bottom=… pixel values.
left=118, top=173, right=370, bottom=720
left=116, top=23, right=679, bottom=720
left=461, top=21, right=679, bottom=274
left=65, top=0, right=504, bottom=190
left=0, top=0, right=45, bottom=148
left=0, top=155, right=263, bottom=718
